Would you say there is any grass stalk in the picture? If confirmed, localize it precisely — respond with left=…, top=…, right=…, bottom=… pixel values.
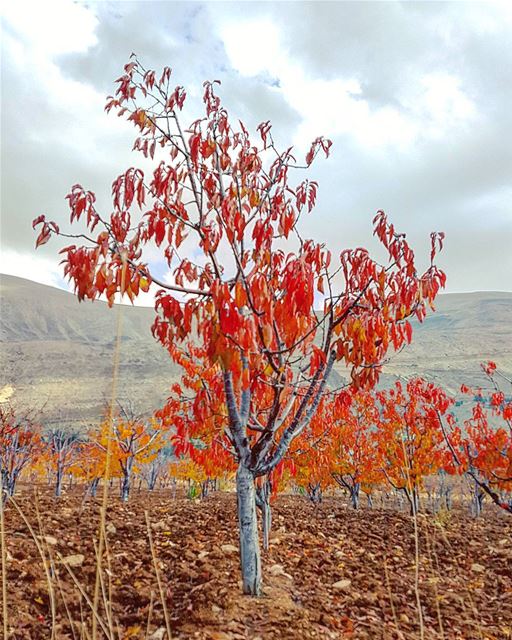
left=9, top=495, right=57, bottom=639
left=145, top=510, right=172, bottom=639
left=92, top=257, right=127, bottom=639
left=0, top=477, right=8, bottom=640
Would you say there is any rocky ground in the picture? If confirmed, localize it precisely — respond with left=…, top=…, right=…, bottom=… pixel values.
left=2, top=487, right=511, bottom=639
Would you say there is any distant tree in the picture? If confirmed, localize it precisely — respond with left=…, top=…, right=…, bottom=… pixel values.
left=292, top=399, right=336, bottom=505
left=443, top=363, right=512, bottom=515
left=329, top=390, right=382, bottom=509
left=70, top=440, right=109, bottom=497
left=376, top=379, right=453, bottom=516
left=140, top=445, right=174, bottom=491
left=45, top=429, right=82, bottom=497
left=0, top=405, right=42, bottom=501
left=92, top=411, right=167, bottom=502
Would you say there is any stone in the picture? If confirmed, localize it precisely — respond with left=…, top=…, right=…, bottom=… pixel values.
left=269, top=563, right=285, bottom=576
left=332, top=579, right=352, bottom=592
left=62, top=554, right=85, bottom=567
left=471, top=563, right=485, bottom=573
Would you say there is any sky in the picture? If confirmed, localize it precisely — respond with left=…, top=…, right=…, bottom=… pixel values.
left=1, top=0, right=511, bottom=304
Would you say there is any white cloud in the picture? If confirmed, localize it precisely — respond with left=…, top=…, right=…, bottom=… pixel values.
left=0, top=248, right=69, bottom=289
left=2, top=0, right=98, bottom=57
left=220, top=18, right=282, bottom=77
left=218, top=16, right=477, bottom=153
left=1, top=0, right=511, bottom=295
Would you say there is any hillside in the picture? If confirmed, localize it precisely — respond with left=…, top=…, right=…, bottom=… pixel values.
left=0, top=274, right=180, bottom=428
left=1, top=274, right=511, bottom=428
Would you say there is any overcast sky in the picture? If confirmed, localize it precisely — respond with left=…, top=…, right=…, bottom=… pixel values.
left=1, top=0, right=511, bottom=302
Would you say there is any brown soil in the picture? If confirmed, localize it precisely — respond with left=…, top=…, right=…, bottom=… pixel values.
left=2, top=487, right=511, bottom=639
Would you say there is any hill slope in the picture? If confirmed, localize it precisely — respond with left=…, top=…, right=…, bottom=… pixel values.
left=1, top=274, right=511, bottom=428
left=0, top=274, right=180, bottom=428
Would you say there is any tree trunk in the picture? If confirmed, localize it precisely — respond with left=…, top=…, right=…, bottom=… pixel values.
left=55, top=466, right=63, bottom=497
left=350, top=483, right=360, bottom=509
left=471, top=477, right=484, bottom=517
left=405, top=486, right=420, bottom=516
left=90, top=477, right=100, bottom=498
left=236, top=464, right=261, bottom=596
left=256, top=480, right=272, bottom=551
left=308, top=482, right=322, bottom=504
left=148, top=468, right=157, bottom=491
left=443, top=487, right=452, bottom=511
left=8, top=471, right=18, bottom=497
left=121, top=473, right=130, bottom=502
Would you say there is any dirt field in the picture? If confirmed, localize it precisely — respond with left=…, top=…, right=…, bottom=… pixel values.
left=2, top=487, right=511, bottom=639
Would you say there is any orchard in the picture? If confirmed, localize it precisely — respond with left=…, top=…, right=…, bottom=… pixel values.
left=1, top=58, right=510, bottom=639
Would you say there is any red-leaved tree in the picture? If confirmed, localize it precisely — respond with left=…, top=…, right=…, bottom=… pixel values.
left=376, top=379, right=454, bottom=515
left=444, top=363, right=512, bottom=515
left=33, top=57, right=446, bottom=594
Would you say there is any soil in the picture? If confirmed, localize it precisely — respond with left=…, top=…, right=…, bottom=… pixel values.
left=2, top=487, right=511, bottom=639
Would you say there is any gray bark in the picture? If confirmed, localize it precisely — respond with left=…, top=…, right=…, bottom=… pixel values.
left=90, top=477, right=100, bottom=498
left=351, top=483, right=360, bottom=510
left=236, top=464, right=261, bottom=596
left=471, top=476, right=485, bottom=517
left=55, top=466, right=63, bottom=497
left=308, top=482, right=323, bottom=504
left=256, top=480, right=272, bottom=551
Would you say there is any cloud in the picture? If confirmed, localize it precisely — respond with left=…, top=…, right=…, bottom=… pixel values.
left=1, top=0, right=511, bottom=297
left=0, top=248, right=69, bottom=289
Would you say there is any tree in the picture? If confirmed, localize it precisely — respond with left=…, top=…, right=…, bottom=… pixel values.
left=34, top=56, right=446, bottom=594
left=69, top=440, right=109, bottom=497
left=329, top=390, right=382, bottom=509
left=0, top=405, right=42, bottom=501
left=45, top=429, right=82, bottom=497
left=292, top=399, right=336, bottom=505
left=376, top=379, right=452, bottom=515
left=442, top=362, right=512, bottom=515
left=140, top=445, right=174, bottom=491
left=92, top=412, right=167, bottom=502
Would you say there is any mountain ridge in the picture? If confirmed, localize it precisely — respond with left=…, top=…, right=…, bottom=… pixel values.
left=1, top=273, right=511, bottom=429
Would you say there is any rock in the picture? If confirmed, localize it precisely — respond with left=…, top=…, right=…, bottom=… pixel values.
left=211, top=604, right=221, bottom=614
left=106, top=523, right=117, bottom=535
left=471, top=563, right=485, bottom=573
left=62, top=554, right=85, bottom=567
left=148, top=629, right=166, bottom=640
left=198, top=551, right=210, bottom=561
left=269, top=563, right=285, bottom=576
left=43, top=535, right=58, bottom=546
left=332, top=579, right=352, bottom=592
left=221, top=544, right=238, bottom=554
left=151, top=521, right=167, bottom=531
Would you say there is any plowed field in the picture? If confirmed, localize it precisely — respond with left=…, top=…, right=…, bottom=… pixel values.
left=2, top=488, right=511, bottom=639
